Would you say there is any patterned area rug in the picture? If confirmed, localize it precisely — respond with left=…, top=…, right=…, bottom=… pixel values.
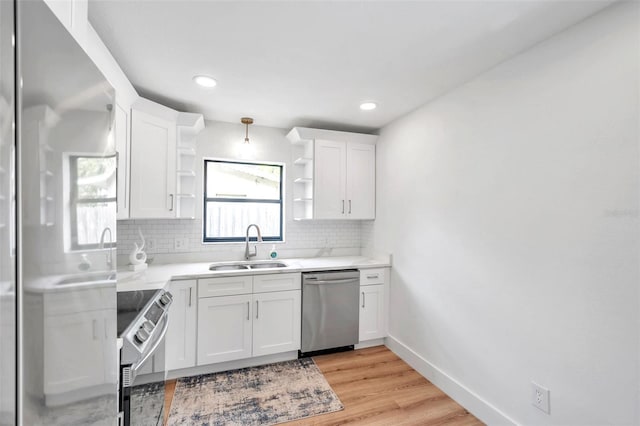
left=167, top=358, right=343, bottom=425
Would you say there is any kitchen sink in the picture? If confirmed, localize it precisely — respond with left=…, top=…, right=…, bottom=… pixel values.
left=55, top=272, right=116, bottom=286
left=247, top=262, right=288, bottom=269
left=209, top=264, right=251, bottom=271
left=208, top=261, right=289, bottom=271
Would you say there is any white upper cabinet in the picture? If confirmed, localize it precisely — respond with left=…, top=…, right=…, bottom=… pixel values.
left=129, top=108, right=177, bottom=218
left=114, top=100, right=130, bottom=219
left=346, top=142, right=375, bottom=219
left=314, top=140, right=346, bottom=219
left=288, top=127, right=376, bottom=220
left=128, top=99, right=204, bottom=219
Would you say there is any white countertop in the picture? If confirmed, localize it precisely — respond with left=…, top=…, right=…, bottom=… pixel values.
left=117, top=256, right=390, bottom=292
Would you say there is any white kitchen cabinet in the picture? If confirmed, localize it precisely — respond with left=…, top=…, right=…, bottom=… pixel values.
left=359, top=267, right=388, bottom=343
left=41, top=287, right=116, bottom=398
left=129, top=108, right=177, bottom=218
left=43, top=309, right=109, bottom=395
left=314, top=140, right=346, bottom=219
left=252, top=290, right=301, bottom=357
left=287, top=127, right=376, bottom=220
left=359, top=284, right=385, bottom=341
left=197, top=294, right=253, bottom=365
left=346, top=142, right=376, bottom=219
left=166, top=280, right=197, bottom=371
left=114, top=100, right=130, bottom=219
left=196, top=272, right=302, bottom=367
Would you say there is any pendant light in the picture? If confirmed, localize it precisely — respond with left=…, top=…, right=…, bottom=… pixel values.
left=241, top=117, right=253, bottom=144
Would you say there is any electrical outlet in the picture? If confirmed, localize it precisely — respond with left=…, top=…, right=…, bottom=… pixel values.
left=174, top=237, right=188, bottom=250
left=146, top=239, right=155, bottom=251
left=531, top=382, right=550, bottom=414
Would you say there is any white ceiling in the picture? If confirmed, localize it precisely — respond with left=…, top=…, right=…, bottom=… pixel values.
left=88, top=1, right=614, bottom=133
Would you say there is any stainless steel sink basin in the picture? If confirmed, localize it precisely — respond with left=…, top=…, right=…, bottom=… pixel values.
left=56, top=272, right=116, bottom=286
left=209, top=264, right=250, bottom=271
left=248, top=262, right=288, bottom=269
left=208, top=261, right=289, bottom=271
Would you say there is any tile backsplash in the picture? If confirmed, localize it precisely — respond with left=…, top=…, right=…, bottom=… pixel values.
left=117, top=219, right=364, bottom=263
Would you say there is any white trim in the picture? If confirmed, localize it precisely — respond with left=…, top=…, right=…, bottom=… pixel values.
left=166, top=351, right=298, bottom=380
left=355, top=338, right=385, bottom=349
left=385, top=335, right=518, bottom=426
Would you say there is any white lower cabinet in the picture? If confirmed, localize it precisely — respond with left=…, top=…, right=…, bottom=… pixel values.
left=166, top=280, right=197, bottom=370
left=41, top=288, right=116, bottom=397
left=359, top=284, right=385, bottom=341
left=252, top=290, right=301, bottom=357
left=194, top=272, right=302, bottom=367
left=359, top=267, right=389, bottom=343
left=197, top=294, right=253, bottom=365
left=44, top=310, right=107, bottom=394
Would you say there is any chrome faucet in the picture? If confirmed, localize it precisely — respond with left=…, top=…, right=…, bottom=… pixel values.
left=244, top=224, right=263, bottom=260
left=99, top=227, right=113, bottom=269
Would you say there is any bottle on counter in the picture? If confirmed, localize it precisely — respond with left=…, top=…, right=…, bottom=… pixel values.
left=269, top=245, right=278, bottom=259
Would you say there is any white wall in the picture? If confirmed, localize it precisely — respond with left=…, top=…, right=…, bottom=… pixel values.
left=118, top=120, right=363, bottom=262
left=366, top=3, right=639, bottom=424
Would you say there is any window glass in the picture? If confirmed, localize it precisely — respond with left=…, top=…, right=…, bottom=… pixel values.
left=205, top=161, right=281, bottom=200
left=204, top=159, right=283, bottom=242
left=70, top=155, right=116, bottom=249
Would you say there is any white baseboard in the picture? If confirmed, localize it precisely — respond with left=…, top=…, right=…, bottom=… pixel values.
left=166, top=351, right=298, bottom=381
left=384, top=335, right=517, bottom=425
left=355, top=338, right=385, bottom=349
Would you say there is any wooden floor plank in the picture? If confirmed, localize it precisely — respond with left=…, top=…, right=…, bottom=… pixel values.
left=163, top=346, right=483, bottom=426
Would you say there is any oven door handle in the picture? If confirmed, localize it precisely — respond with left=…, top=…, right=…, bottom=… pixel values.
left=133, top=314, right=169, bottom=372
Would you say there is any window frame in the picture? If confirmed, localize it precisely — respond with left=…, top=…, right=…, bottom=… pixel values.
left=69, top=154, right=117, bottom=251
left=202, top=158, right=284, bottom=243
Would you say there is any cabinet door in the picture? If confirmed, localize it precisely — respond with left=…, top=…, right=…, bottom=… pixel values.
left=44, top=310, right=106, bottom=394
left=346, top=142, right=375, bottom=219
left=197, top=295, right=252, bottom=365
left=252, top=290, right=301, bottom=357
left=359, top=284, right=385, bottom=341
left=115, top=101, right=130, bottom=219
left=166, top=280, right=197, bottom=371
left=129, top=109, right=176, bottom=218
left=314, top=139, right=346, bottom=219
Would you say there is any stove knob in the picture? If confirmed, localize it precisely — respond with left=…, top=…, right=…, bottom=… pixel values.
left=159, top=293, right=172, bottom=306
left=134, top=328, right=149, bottom=344
left=142, top=320, right=154, bottom=332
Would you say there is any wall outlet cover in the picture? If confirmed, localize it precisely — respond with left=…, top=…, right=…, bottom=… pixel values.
left=174, top=237, right=188, bottom=250
left=531, top=382, right=550, bottom=414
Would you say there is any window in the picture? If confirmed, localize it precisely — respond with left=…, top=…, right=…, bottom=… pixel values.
left=69, top=155, right=117, bottom=250
left=203, top=159, right=283, bottom=242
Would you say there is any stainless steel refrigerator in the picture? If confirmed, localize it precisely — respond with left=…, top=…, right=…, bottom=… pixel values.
left=1, top=0, right=118, bottom=424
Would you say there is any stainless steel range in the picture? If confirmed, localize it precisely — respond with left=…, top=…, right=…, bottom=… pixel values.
left=117, top=289, right=173, bottom=426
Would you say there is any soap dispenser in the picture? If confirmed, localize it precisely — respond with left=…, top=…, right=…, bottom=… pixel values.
left=78, top=254, right=91, bottom=271
left=269, top=245, right=278, bottom=259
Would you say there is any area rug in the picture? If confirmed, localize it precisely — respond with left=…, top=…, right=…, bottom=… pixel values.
left=167, top=358, right=343, bottom=425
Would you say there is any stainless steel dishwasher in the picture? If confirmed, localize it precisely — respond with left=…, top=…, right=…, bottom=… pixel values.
left=301, top=270, right=360, bottom=356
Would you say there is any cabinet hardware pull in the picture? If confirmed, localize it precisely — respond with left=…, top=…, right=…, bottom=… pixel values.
left=362, top=292, right=365, bottom=308
left=92, top=319, right=98, bottom=340
left=366, top=274, right=379, bottom=279
left=189, top=287, right=192, bottom=307
left=246, top=302, right=250, bottom=320
left=256, top=300, right=259, bottom=319
left=349, top=200, right=352, bottom=214
left=169, top=194, right=174, bottom=211
left=341, top=200, right=345, bottom=214
left=104, top=321, right=108, bottom=339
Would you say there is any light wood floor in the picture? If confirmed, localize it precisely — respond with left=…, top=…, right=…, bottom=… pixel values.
left=164, top=346, right=483, bottom=425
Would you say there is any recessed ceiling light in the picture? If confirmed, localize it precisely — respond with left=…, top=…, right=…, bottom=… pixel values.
left=193, top=75, right=217, bottom=88
left=359, top=102, right=377, bottom=111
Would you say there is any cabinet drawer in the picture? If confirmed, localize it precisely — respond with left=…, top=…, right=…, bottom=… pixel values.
left=198, top=276, right=252, bottom=298
left=253, top=273, right=301, bottom=293
left=360, top=268, right=385, bottom=286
